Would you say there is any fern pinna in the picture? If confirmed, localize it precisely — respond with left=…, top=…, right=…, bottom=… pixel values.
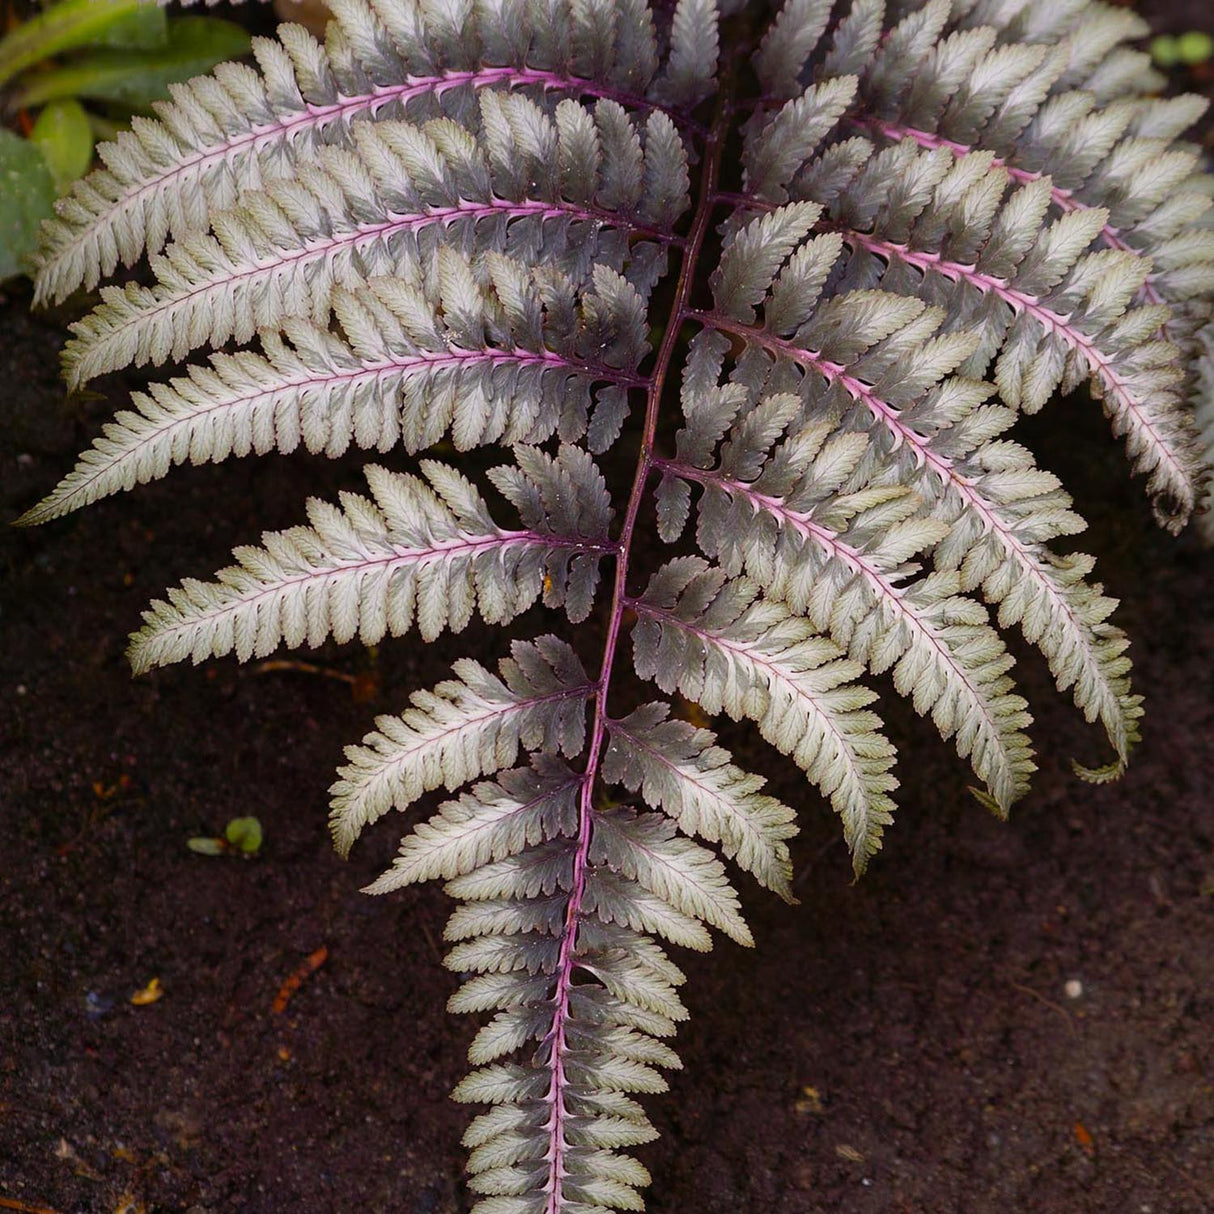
left=19, top=0, right=1214, bottom=1208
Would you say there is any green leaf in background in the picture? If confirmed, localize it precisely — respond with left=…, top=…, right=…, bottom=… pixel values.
left=11, top=18, right=251, bottom=112
left=30, top=99, right=94, bottom=194
left=225, top=816, right=263, bottom=855
left=0, top=1, right=166, bottom=90
left=1151, top=32, right=1214, bottom=69
left=0, top=128, right=55, bottom=281
left=1176, top=31, right=1214, bottom=66
left=74, top=1, right=167, bottom=52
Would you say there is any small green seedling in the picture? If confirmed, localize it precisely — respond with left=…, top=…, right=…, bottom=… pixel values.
left=1150, top=31, right=1214, bottom=69
left=188, top=816, right=263, bottom=858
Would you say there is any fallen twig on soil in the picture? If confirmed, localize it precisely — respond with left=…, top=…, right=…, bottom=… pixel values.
left=0, top=1196, right=61, bottom=1214
left=271, top=945, right=329, bottom=1016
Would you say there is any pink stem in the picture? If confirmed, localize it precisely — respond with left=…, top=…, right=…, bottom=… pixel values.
left=689, top=308, right=957, bottom=476
left=645, top=455, right=1034, bottom=801
left=688, top=307, right=1095, bottom=624
left=539, top=89, right=730, bottom=1214
left=672, top=317, right=1110, bottom=697
left=616, top=594, right=876, bottom=788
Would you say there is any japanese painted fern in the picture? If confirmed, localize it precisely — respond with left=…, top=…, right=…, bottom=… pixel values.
left=19, top=0, right=1214, bottom=1209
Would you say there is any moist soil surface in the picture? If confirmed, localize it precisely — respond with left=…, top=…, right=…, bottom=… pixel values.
left=2, top=6, right=1213, bottom=1213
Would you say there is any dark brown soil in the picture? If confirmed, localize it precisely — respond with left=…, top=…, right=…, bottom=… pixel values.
left=2, top=7, right=1213, bottom=1213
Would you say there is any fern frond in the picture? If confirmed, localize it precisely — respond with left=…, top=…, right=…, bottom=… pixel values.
left=61, top=97, right=688, bottom=387
left=697, top=219, right=1036, bottom=812
left=367, top=756, right=582, bottom=892
left=580, top=865, right=716, bottom=955
left=654, top=0, right=719, bottom=108
left=922, top=401, right=1145, bottom=773
left=603, top=703, right=799, bottom=899
left=329, top=635, right=593, bottom=855
left=754, top=0, right=834, bottom=100
left=745, top=51, right=1211, bottom=527
left=590, top=807, right=751, bottom=946
left=697, top=191, right=1147, bottom=767
left=822, top=146, right=1205, bottom=529
left=34, top=0, right=676, bottom=304
left=630, top=558, right=898, bottom=875
left=20, top=252, right=646, bottom=525
left=836, top=0, right=1198, bottom=250
left=434, top=785, right=744, bottom=1214
left=127, top=450, right=613, bottom=674
left=405, top=742, right=756, bottom=1214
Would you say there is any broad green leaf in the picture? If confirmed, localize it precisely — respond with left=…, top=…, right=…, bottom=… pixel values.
left=0, top=129, right=55, bottom=281
left=12, top=18, right=251, bottom=111
left=0, top=0, right=164, bottom=89
left=76, top=2, right=167, bottom=52
left=30, top=99, right=94, bottom=195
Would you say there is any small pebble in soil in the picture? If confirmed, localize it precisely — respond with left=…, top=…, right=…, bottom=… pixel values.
left=1064, top=979, right=1084, bottom=1000
left=412, top=1187, right=441, bottom=1214
left=84, top=991, right=114, bottom=1019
